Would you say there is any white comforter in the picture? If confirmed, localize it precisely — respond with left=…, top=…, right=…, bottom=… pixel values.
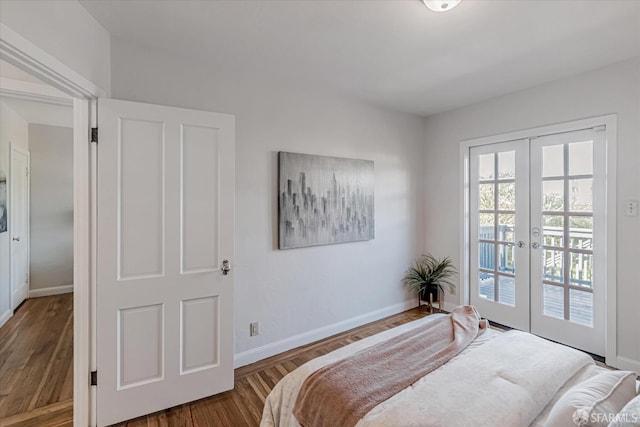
left=261, top=315, right=595, bottom=427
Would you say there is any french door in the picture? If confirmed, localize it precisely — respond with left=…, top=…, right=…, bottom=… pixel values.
left=470, top=139, right=530, bottom=331
left=470, top=127, right=606, bottom=356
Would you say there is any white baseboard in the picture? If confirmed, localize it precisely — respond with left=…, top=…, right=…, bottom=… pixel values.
left=0, top=309, right=12, bottom=328
left=29, top=284, right=74, bottom=298
left=616, top=356, right=640, bottom=374
left=234, top=300, right=416, bottom=368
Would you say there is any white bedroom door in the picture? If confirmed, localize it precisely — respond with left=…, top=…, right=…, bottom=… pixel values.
left=469, top=139, right=530, bottom=331
left=10, top=144, right=30, bottom=310
left=96, top=98, right=236, bottom=426
left=530, top=128, right=606, bottom=356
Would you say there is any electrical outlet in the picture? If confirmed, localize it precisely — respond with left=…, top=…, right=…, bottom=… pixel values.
left=250, top=322, right=259, bottom=337
left=624, top=199, right=639, bottom=217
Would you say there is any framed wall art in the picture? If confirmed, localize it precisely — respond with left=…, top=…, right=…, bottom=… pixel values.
left=278, top=152, right=374, bottom=249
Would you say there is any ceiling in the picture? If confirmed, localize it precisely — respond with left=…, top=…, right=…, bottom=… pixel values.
left=80, top=0, right=640, bottom=117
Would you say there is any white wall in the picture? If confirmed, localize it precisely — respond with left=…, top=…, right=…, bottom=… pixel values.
left=423, top=57, right=640, bottom=369
left=0, top=0, right=111, bottom=94
left=0, top=100, right=29, bottom=326
left=110, top=38, right=425, bottom=364
left=29, top=124, right=74, bottom=293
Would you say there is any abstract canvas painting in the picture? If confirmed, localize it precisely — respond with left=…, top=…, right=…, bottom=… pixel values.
left=278, top=152, right=374, bottom=249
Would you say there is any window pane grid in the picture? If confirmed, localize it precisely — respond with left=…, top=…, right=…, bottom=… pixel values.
left=540, top=142, right=594, bottom=326
left=477, top=151, right=518, bottom=307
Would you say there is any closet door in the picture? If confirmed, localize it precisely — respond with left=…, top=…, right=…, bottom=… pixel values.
left=469, top=139, right=530, bottom=331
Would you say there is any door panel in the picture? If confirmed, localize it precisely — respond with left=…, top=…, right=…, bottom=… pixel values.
left=97, top=99, right=235, bottom=426
left=469, top=139, right=529, bottom=331
left=10, top=145, right=29, bottom=309
left=530, top=128, right=605, bottom=356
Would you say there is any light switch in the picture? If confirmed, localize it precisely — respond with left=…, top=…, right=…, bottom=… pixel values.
left=625, top=199, right=639, bottom=217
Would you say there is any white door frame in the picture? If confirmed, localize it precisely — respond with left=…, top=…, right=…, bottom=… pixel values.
left=1, top=22, right=104, bottom=427
left=9, top=143, right=30, bottom=310
left=459, top=115, right=617, bottom=366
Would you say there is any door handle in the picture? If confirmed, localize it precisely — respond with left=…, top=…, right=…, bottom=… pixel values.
left=221, top=259, right=231, bottom=275
left=517, top=241, right=525, bottom=248
left=12, top=237, right=20, bottom=242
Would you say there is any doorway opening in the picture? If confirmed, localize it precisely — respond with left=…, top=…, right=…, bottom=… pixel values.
left=0, top=21, right=100, bottom=426
left=0, top=58, right=75, bottom=424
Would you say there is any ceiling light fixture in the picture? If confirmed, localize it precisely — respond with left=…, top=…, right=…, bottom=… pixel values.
left=422, top=0, right=461, bottom=12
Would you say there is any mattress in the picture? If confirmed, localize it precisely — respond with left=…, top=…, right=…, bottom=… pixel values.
left=261, top=313, right=613, bottom=427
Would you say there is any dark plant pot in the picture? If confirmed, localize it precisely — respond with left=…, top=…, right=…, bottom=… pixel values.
left=420, top=286, right=439, bottom=303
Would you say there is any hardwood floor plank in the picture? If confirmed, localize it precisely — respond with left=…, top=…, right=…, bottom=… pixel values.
left=0, top=398, right=72, bottom=427
left=164, top=406, right=194, bottom=427
left=0, top=294, right=74, bottom=422
left=28, top=308, right=73, bottom=410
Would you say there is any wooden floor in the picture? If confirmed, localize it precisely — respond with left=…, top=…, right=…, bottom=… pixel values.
left=0, top=294, right=74, bottom=427
left=0, top=294, right=432, bottom=427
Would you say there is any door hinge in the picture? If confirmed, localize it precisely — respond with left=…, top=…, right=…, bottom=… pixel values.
left=90, top=371, right=97, bottom=386
left=91, top=127, right=98, bottom=143
left=26, top=168, right=29, bottom=177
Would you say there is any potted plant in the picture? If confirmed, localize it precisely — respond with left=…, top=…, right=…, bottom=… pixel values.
left=402, top=254, right=457, bottom=307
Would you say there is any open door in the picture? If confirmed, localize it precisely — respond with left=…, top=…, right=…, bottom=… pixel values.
left=96, top=98, right=235, bottom=426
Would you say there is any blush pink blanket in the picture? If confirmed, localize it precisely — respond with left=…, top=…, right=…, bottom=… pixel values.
left=292, top=305, right=488, bottom=427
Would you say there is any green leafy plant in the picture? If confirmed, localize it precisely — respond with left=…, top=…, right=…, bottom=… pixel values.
left=402, top=255, right=457, bottom=303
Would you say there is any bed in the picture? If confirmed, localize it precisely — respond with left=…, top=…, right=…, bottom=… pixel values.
left=261, top=307, right=640, bottom=427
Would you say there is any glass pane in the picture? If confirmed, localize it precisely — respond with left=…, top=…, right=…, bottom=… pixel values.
left=498, top=182, right=515, bottom=210
left=569, top=216, right=592, bottom=250
left=498, top=244, right=515, bottom=274
left=543, top=215, right=564, bottom=247
left=479, top=154, right=495, bottom=180
left=498, top=214, right=515, bottom=242
left=569, top=179, right=593, bottom=212
left=570, top=252, right=593, bottom=288
left=479, top=271, right=494, bottom=301
left=568, top=140, right=593, bottom=176
left=543, top=180, right=564, bottom=212
left=498, top=151, right=515, bottom=179
left=479, top=184, right=494, bottom=210
left=543, top=248, right=564, bottom=283
left=570, top=289, right=593, bottom=327
left=498, top=275, right=515, bottom=306
left=543, top=284, right=564, bottom=319
left=479, top=213, right=495, bottom=240
left=543, top=144, right=564, bottom=177
left=479, top=242, right=495, bottom=270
